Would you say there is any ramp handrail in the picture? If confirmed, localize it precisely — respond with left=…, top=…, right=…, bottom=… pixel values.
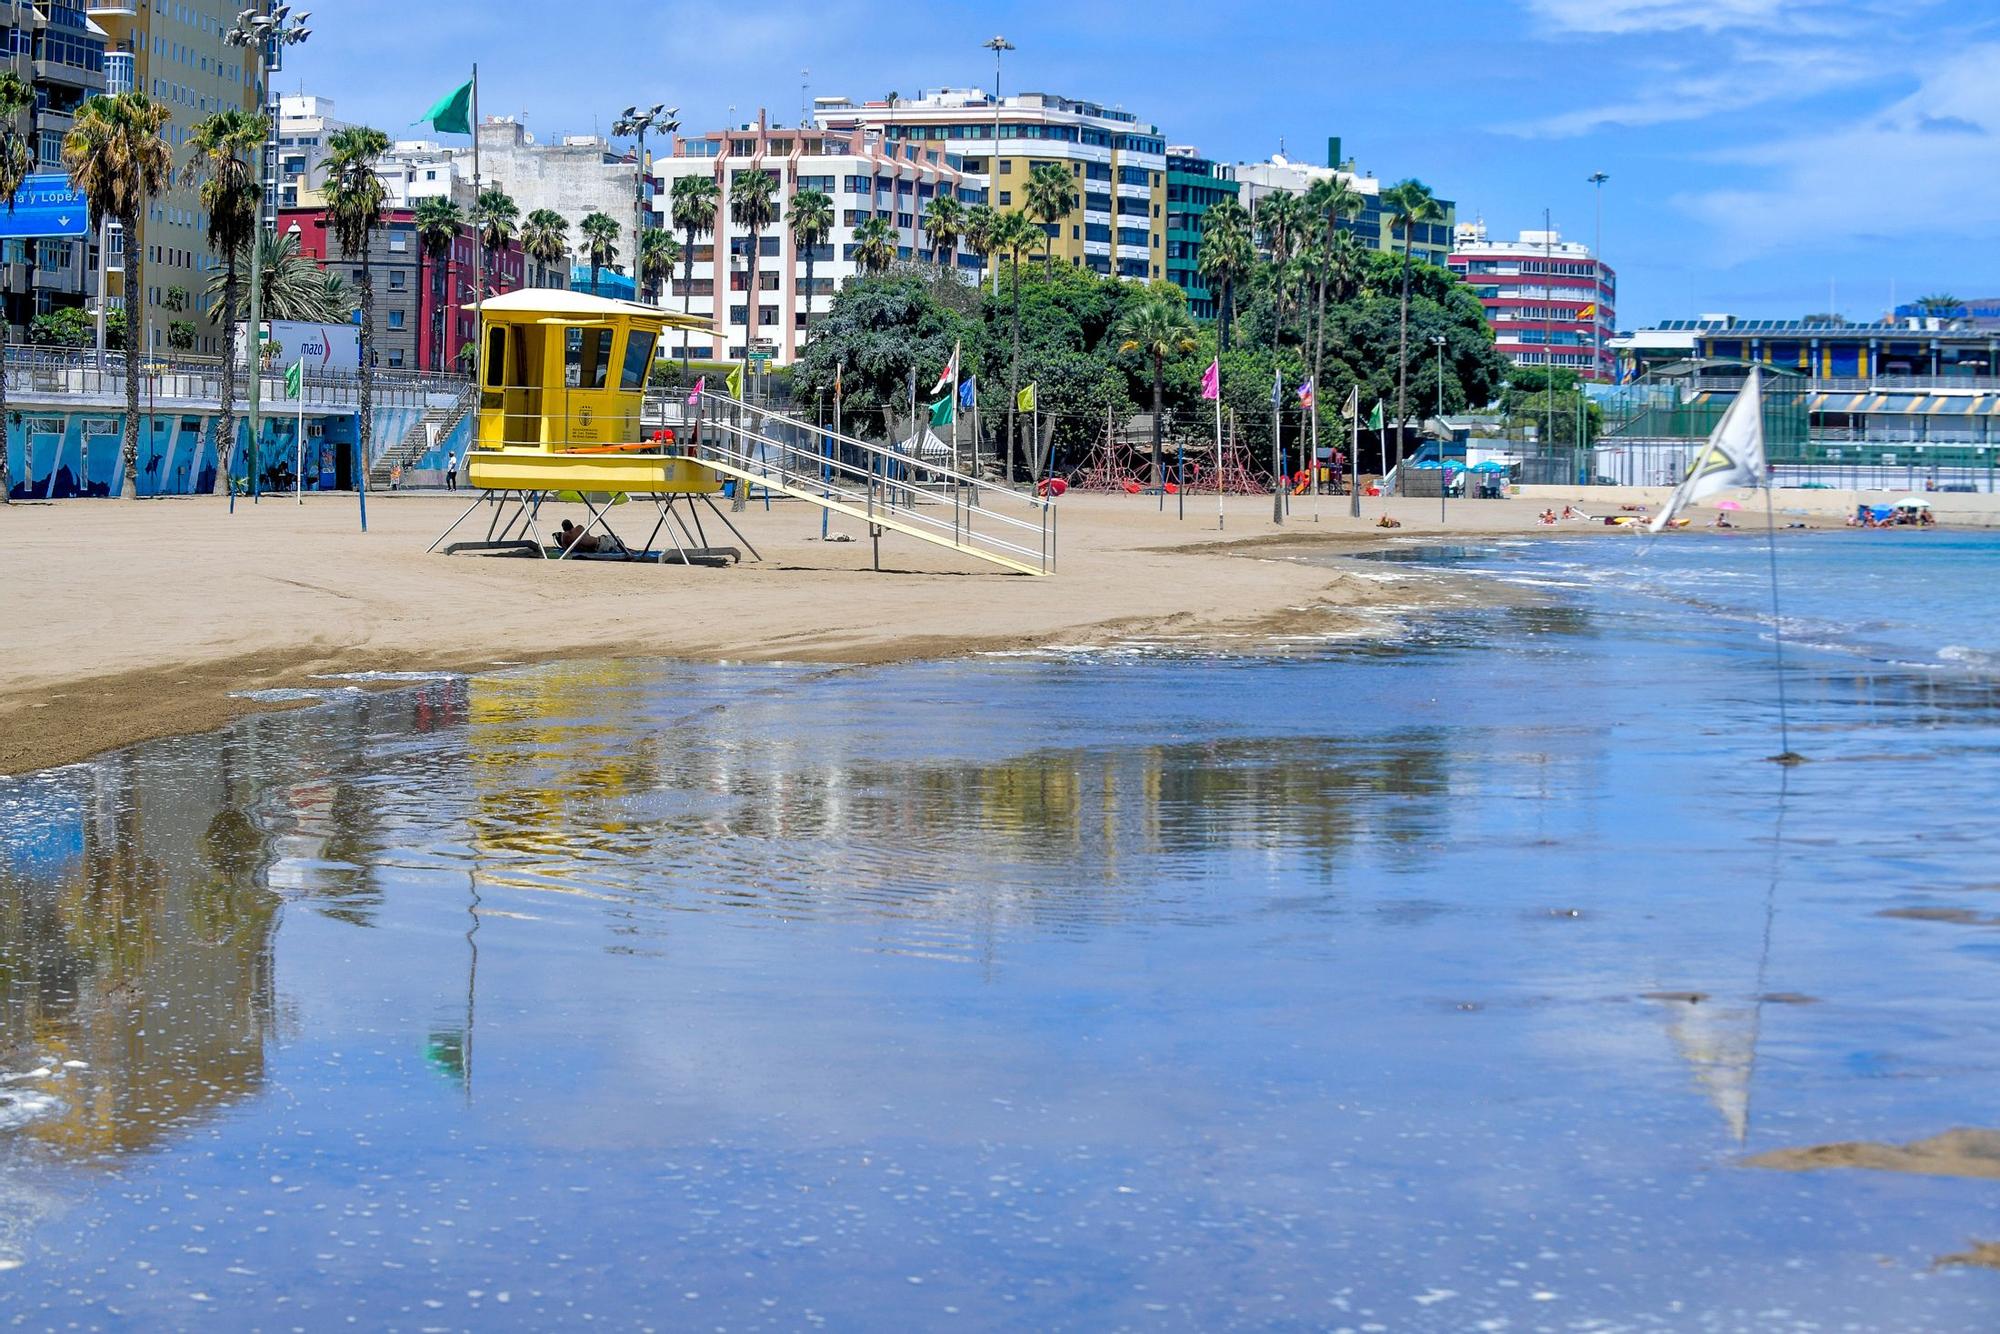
left=685, top=391, right=1053, bottom=575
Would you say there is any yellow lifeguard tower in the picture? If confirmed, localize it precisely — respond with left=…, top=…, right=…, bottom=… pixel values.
left=430, top=288, right=1056, bottom=575
left=431, top=289, right=756, bottom=564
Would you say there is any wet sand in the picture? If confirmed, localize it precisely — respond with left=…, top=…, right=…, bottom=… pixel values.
left=0, top=483, right=1889, bottom=777
left=1745, top=1128, right=2000, bottom=1181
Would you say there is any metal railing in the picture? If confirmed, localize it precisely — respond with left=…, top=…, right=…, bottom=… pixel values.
left=686, top=390, right=1055, bottom=575
left=0, top=344, right=471, bottom=411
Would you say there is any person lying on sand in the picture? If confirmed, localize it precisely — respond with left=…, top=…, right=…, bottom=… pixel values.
left=556, top=520, right=602, bottom=554
left=1376, top=515, right=1402, bottom=529
left=1537, top=509, right=1558, bottom=526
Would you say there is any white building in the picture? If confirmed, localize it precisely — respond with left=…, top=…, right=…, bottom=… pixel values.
left=1449, top=221, right=1617, bottom=377
left=1234, top=151, right=1455, bottom=267
left=275, top=94, right=351, bottom=210
left=453, top=119, right=654, bottom=291
left=654, top=113, right=972, bottom=364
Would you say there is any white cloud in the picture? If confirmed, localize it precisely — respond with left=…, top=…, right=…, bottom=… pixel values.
left=1509, top=42, right=1874, bottom=136
left=1677, top=42, right=2000, bottom=259
left=1523, top=0, right=1902, bottom=35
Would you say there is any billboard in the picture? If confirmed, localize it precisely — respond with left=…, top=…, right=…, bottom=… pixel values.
left=241, top=321, right=363, bottom=375
left=0, top=174, right=90, bottom=239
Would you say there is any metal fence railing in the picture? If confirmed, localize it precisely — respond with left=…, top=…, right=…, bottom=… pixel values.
left=1, top=345, right=470, bottom=412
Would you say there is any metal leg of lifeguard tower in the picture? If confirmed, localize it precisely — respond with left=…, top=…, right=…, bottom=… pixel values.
left=694, top=493, right=761, bottom=562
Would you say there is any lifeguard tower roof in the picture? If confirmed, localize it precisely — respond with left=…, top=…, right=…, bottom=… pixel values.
left=467, top=288, right=709, bottom=331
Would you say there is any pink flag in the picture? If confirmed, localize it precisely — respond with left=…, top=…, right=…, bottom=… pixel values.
left=1200, top=359, right=1220, bottom=401
left=687, top=376, right=705, bottom=405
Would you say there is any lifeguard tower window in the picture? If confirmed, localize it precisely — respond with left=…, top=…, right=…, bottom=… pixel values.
left=484, top=327, right=507, bottom=387
left=566, top=327, right=613, bottom=390
left=620, top=331, right=658, bottom=390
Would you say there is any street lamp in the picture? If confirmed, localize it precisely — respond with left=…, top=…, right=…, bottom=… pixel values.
left=1433, top=333, right=1448, bottom=521
left=612, top=103, right=679, bottom=304
left=225, top=3, right=310, bottom=503
left=982, top=35, right=1013, bottom=297
left=1587, top=171, right=1608, bottom=383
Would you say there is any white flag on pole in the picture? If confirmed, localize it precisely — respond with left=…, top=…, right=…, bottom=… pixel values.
left=1651, top=368, right=1768, bottom=533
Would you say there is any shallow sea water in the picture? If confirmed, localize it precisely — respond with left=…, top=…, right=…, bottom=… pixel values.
left=2, top=531, right=1998, bottom=1330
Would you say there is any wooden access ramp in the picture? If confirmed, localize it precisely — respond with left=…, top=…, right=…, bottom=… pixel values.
left=692, top=393, right=1055, bottom=577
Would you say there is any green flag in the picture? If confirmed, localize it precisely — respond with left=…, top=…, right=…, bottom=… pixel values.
left=1367, top=400, right=1384, bottom=431
left=1017, top=383, right=1036, bottom=413
left=929, top=395, right=955, bottom=427
left=725, top=364, right=743, bottom=399
left=285, top=359, right=302, bottom=400
left=415, top=77, right=474, bottom=135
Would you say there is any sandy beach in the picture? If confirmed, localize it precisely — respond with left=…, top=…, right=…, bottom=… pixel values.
left=0, top=482, right=1976, bottom=776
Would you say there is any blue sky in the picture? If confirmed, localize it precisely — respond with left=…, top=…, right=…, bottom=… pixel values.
left=292, top=0, right=1997, bottom=326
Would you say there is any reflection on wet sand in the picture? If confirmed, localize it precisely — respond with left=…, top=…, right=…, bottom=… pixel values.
left=0, top=747, right=278, bottom=1160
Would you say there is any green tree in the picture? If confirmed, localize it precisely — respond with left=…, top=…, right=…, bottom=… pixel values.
left=1303, top=175, right=1364, bottom=424
left=520, top=206, right=567, bottom=289
left=1117, top=294, right=1200, bottom=495
left=1198, top=197, right=1253, bottom=355
left=323, top=125, right=391, bottom=481
left=473, top=187, right=518, bottom=291
left=921, top=193, right=964, bottom=275
left=989, top=208, right=1045, bottom=479
left=728, top=167, right=779, bottom=387
left=31, top=305, right=122, bottom=349
left=1254, top=189, right=1307, bottom=351
left=187, top=107, right=266, bottom=491
left=851, top=216, right=897, bottom=275
left=1383, top=178, right=1444, bottom=479
left=639, top=227, right=680, bottom=305
left=669, top=175, right=719, bottom=370
left=788, top=273, right=981, bottom=443
left=580, top=210, right=620, bottom=295
left=1917, top=292, right=1962, bottom=316
left=1023, top=162, right=1077, bottom=260
left=962, top=203, right=997, bottom=287
left=415, top=196, right=464, bottom=369
left=206, top=228, right=352, bottom=324
left=63, top=91, right=172, bottom=500
left=787, top=187, right=834, bottom=340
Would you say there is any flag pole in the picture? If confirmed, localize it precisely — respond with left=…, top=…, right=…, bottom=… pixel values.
left=950, top=338, right=961, bottom=476
left=1214, top=378, right=1224, bottom=531
left=1763, top=475, right=1799, bottom=764
left=294, top=357, right=304, bottom=505
left=472, top=64, right=486, bottom=339
left=1271, top=373, right=1283, bottom=526
left=1349, top=388, right=1361, bottom=519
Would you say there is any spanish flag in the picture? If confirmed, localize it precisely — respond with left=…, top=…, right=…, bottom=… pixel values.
left=1577, top=304, right=1597, bottom=321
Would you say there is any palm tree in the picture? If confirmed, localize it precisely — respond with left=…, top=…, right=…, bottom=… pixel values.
left=1917, top=292, right=1962, bottom=316
left=580, top=210, right=620, bottom=296
left=669, top=174, right=719, bottom=371
left=206, top=229, right=352, bottom=324
left=414, top=196, right=463, bottom=370
left=473, top=187, right=519, bottom=294
left=520, top=207, right=568, bottom=290
left=1198, top=198, right=1253, bottom=354
left=850, top=216, right=897, bottom=275
left=1255, top=189, right=1306, bottom=349
left=989, top=208, right=1043, bottom=481
left=638, top=228, right=680, bottom=304
left=186, top=108, right=265, bottom=494
left=921, top=193, right=964, bottom=275
left=787, top=187, right=833, bottom=340
left=1384, top=178, right=1443, bottom=482
left=962, top=203, right=997, bottom=287
left=0, top=72, right=34, bottom=500
left=728, top=168, right=779, bottom=389
left=323, top=125, right=391, bottom=487
left=1023, top=162, right=1077, bottom=261
left=1302, top=175, right=1363, bottom=424
left=1117, top=295, right=1199, bottom=499
left=63, top=91, right=172, bottom=500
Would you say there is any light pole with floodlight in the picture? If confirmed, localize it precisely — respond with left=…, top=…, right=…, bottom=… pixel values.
left=612, top=104, right=679, bottom=304
left=982, top=35, right=1013, bottom=297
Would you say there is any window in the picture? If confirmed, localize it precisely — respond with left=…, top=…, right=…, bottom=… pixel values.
left=998, top=192, right=1011, bottom=206
left=619, top=331, right=657, bottom=389
left=387, top=309, right=404, bottom=329
left=484, top=326, right=507, bottom=387
left=387, top=348, right=404, bottom=367
left=998, top=160, right=1013, bottom=174
left=388, top=270, right=406, bottom=289
left=564, top=325, right=612, bottom=388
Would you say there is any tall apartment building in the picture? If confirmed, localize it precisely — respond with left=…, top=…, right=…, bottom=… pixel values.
left=1448, top=221, right=1616, bottom=378
left=655, top=112, right=972, bottom=364
left=88, top=0, right=265, bottom=355
left=817, top=88, right=1168, bottom=283
left=1235, top=139, right=1456, bottom=267
left=1164, top=147, right=1237, bottom=320
left=274, top=92, right=346, bottom=208
left=1, top=0, right=106, bottom=335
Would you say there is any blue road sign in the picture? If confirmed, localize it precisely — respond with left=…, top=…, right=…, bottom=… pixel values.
left=0, top=173, right=90, bottom=239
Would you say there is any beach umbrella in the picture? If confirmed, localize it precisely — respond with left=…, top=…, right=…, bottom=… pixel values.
left=1716, top=499, right=1743, bottom=511
left=1894, top=497, right=1932, bottom=508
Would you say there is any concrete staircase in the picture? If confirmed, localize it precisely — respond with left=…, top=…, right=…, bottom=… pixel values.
left=368, top=383, right=477, bottom=487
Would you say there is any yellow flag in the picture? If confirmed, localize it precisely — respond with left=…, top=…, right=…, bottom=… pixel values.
left=725, top=364, right=744, bottom=398
left=1017, top=383, right=1036, bottom=412
left=1577, top=304, right=1596, bottom=321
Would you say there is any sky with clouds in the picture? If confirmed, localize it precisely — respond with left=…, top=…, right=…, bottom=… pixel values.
left=287, top=0, right=1995, bottom=326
